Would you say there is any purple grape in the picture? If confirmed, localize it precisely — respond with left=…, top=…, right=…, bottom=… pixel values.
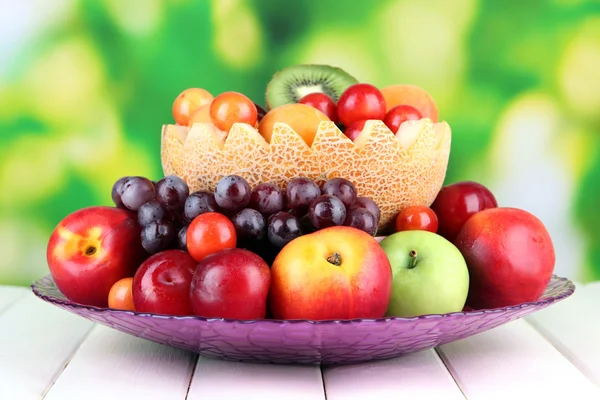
left=140, top=219, right=177, bottom=254
left=111, top=176, right=130, bottom=209
left=249, top=183, right=285, bottom=215
left=155, top=175, right=189, bottom=211
left=232, top=208, right=266, bottom=240
left=267, top=211, right=303, bottom=248
left=322, top=177, right=357, bottom=208
left=177, top=225, right=188, bottom=251
left=137, top=200, right=167, bottom=227
left=214, top=175, right=251, bottom=212
left=184, top=191, right=219, bottom=222
left=121, top=177, right=156, bottom=212
left=353, top=196, right=381, bottom=224
left=286, top=177, right=320, bottom=212
left=308, top=195, right=346, bottom=229
left=344, top=207, right=377, bottom=236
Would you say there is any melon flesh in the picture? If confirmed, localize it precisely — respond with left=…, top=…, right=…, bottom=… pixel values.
left=161, top=119, right=451, bottom=231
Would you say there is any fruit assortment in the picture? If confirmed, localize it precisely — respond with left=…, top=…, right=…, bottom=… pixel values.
left=45, top=63, right=557, bottom=324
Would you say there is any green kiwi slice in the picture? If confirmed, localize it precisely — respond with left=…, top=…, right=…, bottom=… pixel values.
left=265, top=64, right=359, bottom=109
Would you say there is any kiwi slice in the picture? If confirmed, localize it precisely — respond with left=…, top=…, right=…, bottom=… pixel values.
left=265, top=64, right=359, bottom=109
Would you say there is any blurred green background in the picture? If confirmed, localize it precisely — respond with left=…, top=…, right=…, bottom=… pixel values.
left=1, top=0, right=599, bottom=286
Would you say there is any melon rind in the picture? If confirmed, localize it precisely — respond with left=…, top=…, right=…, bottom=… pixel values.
left=160, top=119, right=451, bottom=231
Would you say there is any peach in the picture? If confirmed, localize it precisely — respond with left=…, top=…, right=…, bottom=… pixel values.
left=380, top=84, right=439, bottom=122
left=258, top=103, right=331, bottom=146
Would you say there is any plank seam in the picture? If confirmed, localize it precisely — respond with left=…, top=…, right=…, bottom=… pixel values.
left=320, top=365, right=328, bottom=400
left=434, top=347, right=469, bottom=400
left=0, top=290, right=28, bottom=316
left=184, top=354, right=200, bottom=400
left=40, top=322, right=97, bottom=399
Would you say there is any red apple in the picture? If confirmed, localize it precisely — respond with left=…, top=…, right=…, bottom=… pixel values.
left=430, top=181, right=498, bottom=242
left=190, top=248, right=271, bottom=319
left=132, top=249, right=197, bottom=315
left=454, top=207, right=555, bottom=309
left=46, top=206, right=147, bottom=307
left=269, top=226, right=392, bottom=320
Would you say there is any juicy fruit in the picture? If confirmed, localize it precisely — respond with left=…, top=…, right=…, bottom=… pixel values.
left=269, top=226, right=393, bottom=320
left=395, top=205, right=438, bottom=233
left=265, top=64, right=359, bottom=109
left=337, top=83, right=387, bottom=127
left=161, top=118, right=451, bottom=230
left=186, top=212, right=237, bottom=262
left=108, top=277, right=135, bottom=311
left=380, top=230, right=469, bottom=317
left=46, top=206, right=147, bottom=307
left=380, top=84, right=438, bottom=122
left=454, top=207, right=555, bottom=309
left=431, top=181, right=498, bottom=242
left=190, top=248, right=271, bottom=319
left=298, top=92, right=338, bottom=124
left=132, top=250, right=197, bottom=315
left=210, top=91, right=258, bottom=132
left=383, top=105, right=422, bottom=134
left=258, top=103, right=331, bottom=146
left=172, top=88, right=214, bottom=126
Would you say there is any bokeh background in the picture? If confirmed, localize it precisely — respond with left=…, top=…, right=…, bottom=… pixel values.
left=1, top=0, right=599, bottom=286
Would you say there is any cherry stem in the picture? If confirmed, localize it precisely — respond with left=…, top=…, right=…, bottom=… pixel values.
left=327, top=252, right=342, bottom=266
left=408, top=250, right=418, bottom=269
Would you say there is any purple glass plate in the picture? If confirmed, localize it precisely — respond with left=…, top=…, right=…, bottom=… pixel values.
left=31, top=274, right=574, bottom=365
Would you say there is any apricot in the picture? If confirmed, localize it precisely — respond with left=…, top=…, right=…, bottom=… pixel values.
left=258, top=103, right=331, bottom=146
left=380, top=84, right=439, bottom=122
left=172, top=88, right=214, bottom=126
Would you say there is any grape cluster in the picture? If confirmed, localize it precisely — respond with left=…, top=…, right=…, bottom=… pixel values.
left=111, top=173, right=381, bottom=258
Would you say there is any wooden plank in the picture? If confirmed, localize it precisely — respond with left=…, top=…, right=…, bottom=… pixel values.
left=0, top=293, right=94, bottom=400
left=186, top=356, right=326, bottom=400
left=323, top=349, right=465, bottom=400
left=436, top=319, right=600, bottom=400
left=0, top=285, right=28, bottom=314
left=44, top=324, right=197, bottom=400
left=526, top=281, right=600, bottom=387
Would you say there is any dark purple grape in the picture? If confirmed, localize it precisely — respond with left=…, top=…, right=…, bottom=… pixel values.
left=184, top=191, right=219, bottom=222
left=121, top=177, right=156, bottom=211
left=322, top=177, right=357, bottom=208
left=232, top=208, right=266, bottom=240
left=155, top=175, right=189, bottom=211
left=214, top=175, right=251, bottom=212
left=111, top=176, right=130, bottom=209
left=286, top=177, right=320, bottom=212
left=353, top=196, right=381, bottom=224
left=308, top=195, right=346, bottom=229
left=140, top=219, right=177, bottom=254
left=249, top=182, right=285, bottom=216
left=344, top=207, right=377, bottom=236
left=177, top=225, right=188, bottom=251
left=137, top=200, right=167, bottom=227
left=267, top=211, right=303, bottom=248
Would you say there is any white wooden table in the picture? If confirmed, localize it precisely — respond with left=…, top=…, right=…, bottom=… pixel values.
left=1, top=280, right=599, bottom=400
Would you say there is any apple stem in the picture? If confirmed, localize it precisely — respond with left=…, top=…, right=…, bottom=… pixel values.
left=408, top=250, right=418, bottom=269
left=326, top=252, right=342, bottom=266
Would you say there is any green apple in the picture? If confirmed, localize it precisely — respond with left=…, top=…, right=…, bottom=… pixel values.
left=379, top=230, right=469, bottom=317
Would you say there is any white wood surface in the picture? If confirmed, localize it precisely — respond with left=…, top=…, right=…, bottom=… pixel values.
left=437, top=319, right=600, bottom=399
left=44, top=325, right=197, bottom=400
left=0, top=280, right=598, bottom=400
left=0, top=291, right=94, bottom=400
left=187, top=356, right=325, bottom=400
left=323, top=349, right=466, bottom=400
left=526, top=281, right=600, bottom=387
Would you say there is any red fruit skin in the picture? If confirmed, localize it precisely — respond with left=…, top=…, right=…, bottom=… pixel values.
left=46, top=206, right=147, bottom=307
left=430, top=181, right=498, bottom=243
left=132, top=250, right=197, bottom=315
left=190, top=248, right=271, bottom=320
left=337, top=83, right=386, bottom=127
left=383, top=104, right=422, bottom=134
left=343, top=120, right=367, bottom=141
left=395, top=205, right=438, bottom=233
left=454, top=207, right=555, bottom=309
left=187, top=212, right=237, bottom=262
left=298, top=92, right=338, bottom=124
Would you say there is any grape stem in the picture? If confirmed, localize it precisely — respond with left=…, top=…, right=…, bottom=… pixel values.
left=408, top=250, right=418, bottom=269
left=327, top=252, right=342, bottom=266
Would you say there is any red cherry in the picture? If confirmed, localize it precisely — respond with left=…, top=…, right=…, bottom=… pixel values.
left=430, top=181, right=498, bottom=242
left=343, top=120, right=367, bottom=141
left=395, top=205, right=438, bottom=233
left=298, top=92, right=338, bottom=123
left=383, top=104, right=422, bottom=134
left=337, top=83, right=386, bottom=127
